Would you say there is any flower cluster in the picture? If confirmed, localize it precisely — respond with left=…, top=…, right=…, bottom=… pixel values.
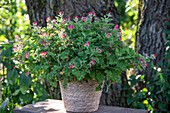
left=14, top=12, right=139, bottom=88
left=40, top=52, right=48, bottom=57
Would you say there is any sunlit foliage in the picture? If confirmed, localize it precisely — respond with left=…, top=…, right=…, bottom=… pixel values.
left=0, top=0, right=30, bottom=43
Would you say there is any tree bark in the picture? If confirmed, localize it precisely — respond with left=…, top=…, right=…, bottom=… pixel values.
left=25, top=0, right=128, bottom=106
left=136, top=0, right=169, bottom=78
left=25, top=0, right=120, bottom=26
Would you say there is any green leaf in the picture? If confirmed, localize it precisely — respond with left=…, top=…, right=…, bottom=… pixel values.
left=73, top=70, right=84, bottom=81
left=164, top=29, right=170, bottom=35
left=115, top=48, right=120, bottom=56
left=130, top=78, right=137, bottom=87
left=0, top=98, right=9, bottom=113
left=137, top=64, right=142, bottom=71
left=14, top=89, right=21, bottom=96
left=19, top=90, right=34, bottom=104
left=127, top=95, right=133, bottom=105
left=96, top=73, right=104, bottom=84
left=1, top=47, right=11, bottom=57
left=143, top=100, right=148, bottom=104
left=48, top=52, right=55, bottom=56
left=138, top=102, right=145, bottom=109
left=33, top=82, right=48, bottom=100
left=162, top=22, right=170, bottom=25
left=85, top=50, right=90, bottom=54
left=61, top=56, right=69, bottom=60
left=78, top=52, right=84, bottom=56
left=7, top=68, right=18, bottom=85
left=105, top=70, right=112, bottom=79
left=142, top=88, right=148, bottom=92
left=20, top=74, right=31, bottom=94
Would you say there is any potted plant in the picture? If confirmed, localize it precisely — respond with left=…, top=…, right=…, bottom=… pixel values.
left=13, top=12, right=139, bottom=112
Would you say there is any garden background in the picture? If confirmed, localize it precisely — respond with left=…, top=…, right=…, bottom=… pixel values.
left=0, top=0, right=169, bottom=112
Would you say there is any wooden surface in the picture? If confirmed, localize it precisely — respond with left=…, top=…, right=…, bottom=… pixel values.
left=13, top=99, right=148, bottom=113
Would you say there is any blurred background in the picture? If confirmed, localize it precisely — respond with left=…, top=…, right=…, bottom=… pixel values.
left=0, top=0, right=169, bottom=112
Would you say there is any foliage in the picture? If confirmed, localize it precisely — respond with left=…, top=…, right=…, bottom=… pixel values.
left=1, top=0, right=169, bottom=113
left=13, top=12, right=139, bottom=90
left=125, top=21, right=170, bottom=112
left=115, top=0, right=138, bottom=48
left=0, top=1, right=50, bottom=112
left=0, top=43, right=49, bottom=112
left=125, top=67, right=169, bottom=112
left=0, top=0, right=30, bottom=43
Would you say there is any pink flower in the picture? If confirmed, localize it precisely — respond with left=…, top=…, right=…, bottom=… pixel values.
left=26, top=53, right=29, bottom=58
left=46, top=16, right=51, bottom=22
left=14, top=66, right=16, bottom=68
left=21, top=44, right=24, bottom=47
left=46, top=33, right=50, bottom=36
left=63, top=33, right=66, bottom=38
left=119, top=31, right=122, bottom=35
left=109, top=53, right=111, bottom=55
left=40, top=52, right=47, bottom=57
left=92, top=59, right=95, bottom=65
left=59, top=11, right=64, bottom=15
left=69, top=17, right=71, bottom=20
left=70, top=64, right=73, bottom=68
left=99, top=48, right=103, bottom=53
left=26, top=70, right=29, bottom=76
left=108, top=33, right=111, bottom=37
left=87, top=41, right=89, bottom=46
left=145, top=63, right=148, bottom=68
left=18, top=40, right=22, bottom=44
left=75, top=16, right=78, bottom=19
left=84, top=41, right=89, bottom=46
left=115, top=24, right=119, bottom=30
left=40, top=33, right=43, bottom=35
left=88, top=12, right=93, bottom=15
left=42, top=42, right=45, bottom=45
left=70, top=25, right=74, bottom=30
left=105, top=33, right=112, bottom=37
left=90, top=63, right=92, bottom=68
left=153, top=54, right=156, bottom=58
left=68, top=25, right=74, bottom=30
left=16, top=35, right=20, bottom=39
left=32, top=22, right=37, bottom=25
left=84, top=43, right=86, bottom=46
left=13, top=47, right=17, bottom=51
left=109, top=11, right=111, bottom=13
left=119, top=38, right=121, bottom=41
left=52, top=19, right=56, bottom=23
left=48, top=41, right=51, bottom=45
left=82, top=17, right=87, bottom=22
left=141, top=59, right=144, bottom=62
left=94, top=13, right=96, bottom=16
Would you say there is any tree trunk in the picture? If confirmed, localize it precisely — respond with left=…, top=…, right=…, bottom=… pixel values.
left=136, top=0, right=169, bottom=78
left=25, top=0, right=127, bottom=106
left=25, top=0, right=120, bottom=26
left=135, top=0, right=169, bottom=111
